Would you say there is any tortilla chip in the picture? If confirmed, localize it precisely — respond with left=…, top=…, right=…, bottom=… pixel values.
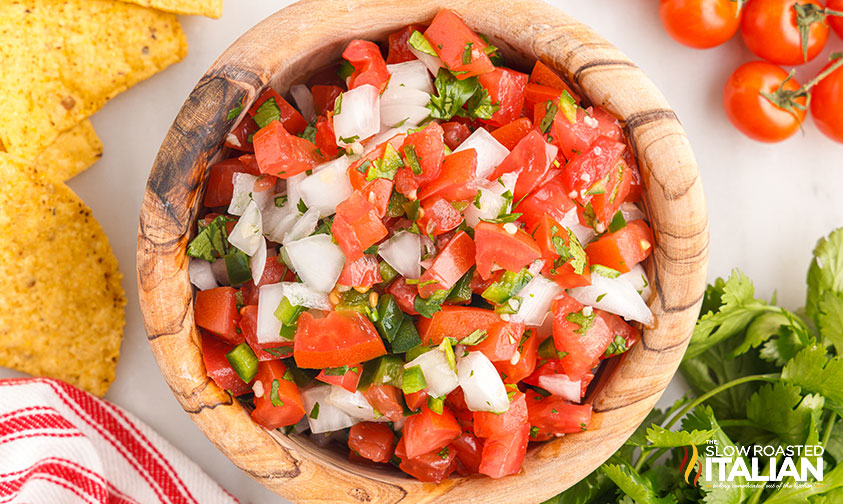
left=0, top=0, right=187, bottom=162
left=118, top=0, right=223, bottom=18
left=0, top=154, right=126, bottom=397
left=32, top=120, right=103, bottom=182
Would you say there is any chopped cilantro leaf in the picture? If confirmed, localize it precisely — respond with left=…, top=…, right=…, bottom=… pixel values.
left=253, top=97, right=282, bottom=129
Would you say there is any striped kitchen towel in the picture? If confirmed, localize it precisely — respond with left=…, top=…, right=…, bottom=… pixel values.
left=0, top=377, right=238, bottom=504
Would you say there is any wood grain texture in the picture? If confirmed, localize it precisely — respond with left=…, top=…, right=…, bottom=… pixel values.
left=137, top=1, right=709, bottom=502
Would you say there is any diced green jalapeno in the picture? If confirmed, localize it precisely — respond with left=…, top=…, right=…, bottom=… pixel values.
left=446, top=268, right=474, bottom=303
left=427, top=395, right=445, bottom=414
left=482, top=268, right=532, bottom=305
left=392, top=316, right=422, bottom=353
left=402, top=365, right=427, bottom=395
left=274, top=297, right=304, bottom=326
left=405, top=344, right=432, bottom=362
left=225, top=343, right=258, bottom=383
left=379, top=261, right=399, bottom=284
left=375, top=294, right=402, bottom=343
left=538, top=336, right=568, bottom=360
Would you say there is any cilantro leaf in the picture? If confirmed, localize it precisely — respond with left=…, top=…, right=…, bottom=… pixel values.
left=745, top=381, right=824, bottom=446
left=782, top=345, right=843, bottom=416
left=366, top=143, right=403, bottom=181
left=600, top=463, right=676, bottom=504
left=818, top=291, right=843, bottom=354
left=186, top=215, right=233, bottom=262
left=226, top=98, right=244, bottom=121
left=730, top=309, right=810, bottom=358
left=427, top=68, right=479, bottom=120
left=641, top=425, right=716, bottom=448
left=807, top=228, right=843, bottom=327
left=465, top=86, right=499, bottom=120
left=253, top=97, right=281, bottom=128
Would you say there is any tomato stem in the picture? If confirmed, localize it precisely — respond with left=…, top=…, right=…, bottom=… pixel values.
left=760, top=54, right=843, bottom=123
left=792, top=3, right=843, bottom=63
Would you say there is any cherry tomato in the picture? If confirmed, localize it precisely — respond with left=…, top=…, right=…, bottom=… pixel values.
left=741, top=0, right=829, bottom=65
left=810, top=58, right=843, bottom=143
left=828, top=0, right=843, bottom=38
left=659, top=0, right=742, bottom=49
left=723, top=61, right=806, bottom=142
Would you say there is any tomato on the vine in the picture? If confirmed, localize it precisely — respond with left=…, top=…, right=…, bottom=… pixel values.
left=723, top=61, right=807, bottom=142
left=811, top=57, right=843, bottom=143
left=658, top=0, right=742, bottom=49
left=740, top=0, right=829, bottom=65
left=827, top=0, right=843, bottom=39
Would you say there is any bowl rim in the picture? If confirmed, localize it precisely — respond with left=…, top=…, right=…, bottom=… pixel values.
left=137, top=1, right=709, bottom=502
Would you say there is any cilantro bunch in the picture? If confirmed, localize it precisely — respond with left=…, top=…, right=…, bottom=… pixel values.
left=545, top=228, right=843, bottom=504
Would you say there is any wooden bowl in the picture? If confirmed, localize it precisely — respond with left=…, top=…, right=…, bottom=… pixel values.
left=137, top=0, right=708, bottom=502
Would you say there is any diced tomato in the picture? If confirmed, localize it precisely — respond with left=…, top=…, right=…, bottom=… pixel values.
left=362, top=385, right=404, bottom=422
left=474, top=391, right=529, bottom=478
left=332, top=190, right=389, bottom=262
left=200, top=331, right=252, bottom=396
left=403, top=404, right=462, bottom=459
left=441, top=121, right=472, bottom=150
left=348, top=422, right=395, bottom=463
left=478, top=67, right=528, bottom=127
left=474, top=222, right=542, bottom=279
left=204, top=158, right=254, bottom=208
left=418, top=148, right=478, bottom=202
left=418, top=231, right=475, bottom=298
left=251, top=360, right=306, bottom=429
left=494, top=328, right=539, bottom=384
left=515, top=177, right=576, bottom=233
left=338, top=255, right=382, bottom=290
left=491, top=117, right=533, bottom=150
left=424, top=9, right=494, bottom=79
left=240, top=255, right=295, bottom=305
left=236, top=154, right=262, bottom=175
left=314, top=113, right=339, bottom=159
left=600, top=312, right=640, bottom=359
left=417, top=306, right=503, bottom=344
left=624, top=149, right=643, bottom=202
left=489, top=130, right=557, bottom=201
left=239, top=304, right=293, bottom=361
left=551, top=294, right=615, bottom=380
left=224, top=115, right=259, bottom=152
left=529, top=61, right=579, bottom=102
left=248, top=88, right=308, bottom=136
left=361, top=178, right=393, bottom=218
left=524, top=83, right=567, bottom=118
left=452, top=432, right=484, bottom=475
left=253, top=120, right=320, bottom=178
left=585, top=219, right=653, bottom=273
left=533, top=215, right=591, bottom=289
left=394, top=436, right=457, bottom=483
left=417, top=197, right=464, bottom=237
left=550, top=107, right=622, bottom=162
left=445, top=388, right=474, bottom=430
left=312, top=85, right=344, bottom=116
left=343, top=40, right=390, bottom=93
left=584, top=156, right=633, bottom=227
left=386, top=24, right=427, bottom=64
left=293, top=311, right=386, bottom=368
left=472, top=321, right=524, bottom=363
left=195, top=287, right=241, bottom=343
left=316, top=363, right=363, bottom=392
left=561, top=136, right=626, bottom=203
left=526, top=393, right=593, bottom=440
left=523, top=360, right=593, bottom=397
left=401, top=122, right=446, bottom=186
left=404, top=390, right=428, bottom=411
left=386, top=278, right=419, bottom=316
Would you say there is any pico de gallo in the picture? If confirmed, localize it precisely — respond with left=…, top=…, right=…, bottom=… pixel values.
left=187, top=8, right=654, bottom=483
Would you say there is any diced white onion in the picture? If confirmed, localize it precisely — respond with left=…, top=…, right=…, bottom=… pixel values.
left=329, top=387, right=386, bottom=422
left=210, top=258, right=229, bottom=286
left=510, top=275, right=564, bottom=326
left=250, top=237, right=267, bottom=285
left=381, top=86, right=431, bottom=108
left=464, top=185, right=506, bottom=227
left=262, top=203, right=298, bottom=243
left=559, top=208, right=596, bottom=246
left=285, top=234, right=345, bottom=292
left=302, top=385, right=358, bottom=434
left=334, top=84, right=380, bottom=146
left=457, top=352, right=510, bottom=412
left=622, top=263, right=652, bottom=300
left=290, top=84, right=315, bottom=122
left=408, top=46, right=444, bottom=77
left=229, top=173, right=272, bottom=216
left=405, top=349, right=459, bottom=398
left=538, top=374, right=582, bottom=403
left=228, top=200, right=263, bottom=256
left=621, top=202, right=646, bottom=222
left=380, top=104, right=430, bottom=128
left=378, top=231, right=421, bottom=279
left=188, top=258, right=218, bottom=291
left=286, top=173, right=305, bottom=209
left=455, top=128, right=510, bottom=181
left=363, top=128, right=410, bottom=155
left=298, top=156, right=353, bottom=217
left=277, top=281, right=331, bottom=311
left=256, top=283, right=285, bottom=344
left=568, top=271, right=654, bottom=326
left=386, top=60, right=434, bottom=93
left=283, top=207, right=320, bottom=244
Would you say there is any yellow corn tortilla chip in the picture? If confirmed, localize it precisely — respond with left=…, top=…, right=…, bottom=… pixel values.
left=0, top=0, right=187, bottom=162
left=118, top=0, right=222, bottom=19
left=33, top=120, right=103, bottom=182
left=0, top=154, right=126, bottom=397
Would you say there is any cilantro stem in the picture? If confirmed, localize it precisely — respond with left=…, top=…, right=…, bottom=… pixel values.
left=715, top=419, right=757, bottom=429
left=822, top=412, right=837, bottom=449
left=663, top=373, right=781, bottom=431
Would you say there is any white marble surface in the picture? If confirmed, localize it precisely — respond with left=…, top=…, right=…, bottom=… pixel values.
left=2, top=1, right=842, bottom=502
